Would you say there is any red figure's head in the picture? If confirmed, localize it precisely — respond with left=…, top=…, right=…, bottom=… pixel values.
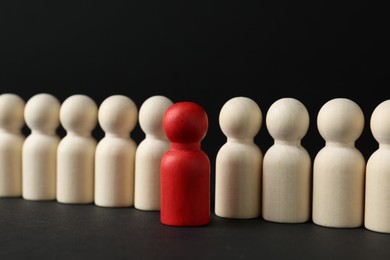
left=163, top=101, right=208, bottom=143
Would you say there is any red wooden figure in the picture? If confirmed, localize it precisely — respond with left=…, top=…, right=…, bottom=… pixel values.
left=160, top=101, right=210, bottom=226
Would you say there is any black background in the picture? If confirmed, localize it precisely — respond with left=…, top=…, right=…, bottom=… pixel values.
left=1, top=1, right=390, bottom=259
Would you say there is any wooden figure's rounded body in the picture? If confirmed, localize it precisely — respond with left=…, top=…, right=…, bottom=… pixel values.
left=263, top=145, right=310, bottom=223
left=215, top=96, right=262, bottom=219
left=95, top=137, right=136, bottom=207
left=216, top=142, right=262, bottom=218
left=57, top=134, right=96, bottom=204
left=262, top=98, right=311, bottom=223
left=0, top=132, right=24, bottom=197
left=57, top=94, right=98, bottom=204
left=135, top=139, right=170, bottom=210
left=135, top=95, right=173, bottom=211
left=313, top=146, right=365, bottom=227
left=0, top=93, right=25, bottom=197
left=95, top=95, right=138, bottom=207
left=312, top=98, right=365, bottom=228
left=23, top=134, right=60, bottom=200
left=160, top=101, right=210, bottom=226
left=22, top=93, right=61, bottom=201
left=365, top=100, right=390, bottom=233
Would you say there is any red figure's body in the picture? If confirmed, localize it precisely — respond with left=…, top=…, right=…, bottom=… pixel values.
left=160, top=102, right=210, bottom=226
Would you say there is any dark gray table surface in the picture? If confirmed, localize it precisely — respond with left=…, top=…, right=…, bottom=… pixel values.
left=1, top=198, right=390, bottom=259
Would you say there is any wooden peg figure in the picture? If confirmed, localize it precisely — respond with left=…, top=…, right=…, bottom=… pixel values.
left=214, top=96, right=263, bottom=219
left=57, top=94, right=98, bottom=204
left=160, top=101, right=210, bottom=226
left=312, top=98, right=365, bottom=228
left=134, top=95, right=173, bottom=211
left=22, top=93, right=61, bottom=201
left=365, top=100, right=390, bottom=233
left=0, top=93, right=25, bottom=197
left=95, top=95, right=138, bottom=207
left=262, top=97, right=311, bottom=223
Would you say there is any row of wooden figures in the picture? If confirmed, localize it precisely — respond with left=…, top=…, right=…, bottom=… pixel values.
left=0, top=93, right=389, bottom=234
